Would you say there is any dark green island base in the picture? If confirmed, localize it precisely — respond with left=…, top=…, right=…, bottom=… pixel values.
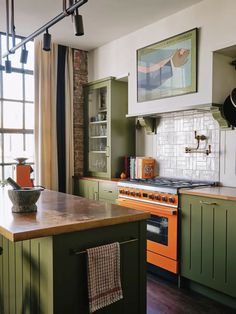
left=0, top=189, right=149, bottom=314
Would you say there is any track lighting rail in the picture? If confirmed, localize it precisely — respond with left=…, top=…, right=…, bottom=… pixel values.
left=3, top=0, right=88, bottom=58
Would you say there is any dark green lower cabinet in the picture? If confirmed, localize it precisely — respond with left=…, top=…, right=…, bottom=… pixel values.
left=0, top=221, right=146, bottom=314
left=180, top=195, right=236, bottom=299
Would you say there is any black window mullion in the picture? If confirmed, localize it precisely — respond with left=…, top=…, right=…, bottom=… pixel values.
left=0, top=33, right=34, bottom=180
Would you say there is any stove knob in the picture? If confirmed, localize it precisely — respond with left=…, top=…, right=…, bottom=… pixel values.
left=169, top=197, right=175, bottom=203
left=162, top=196, right=167, bottom=202
left=154, top=195, right=161, bottom=201
left=149, top=194, right=154, bottom=200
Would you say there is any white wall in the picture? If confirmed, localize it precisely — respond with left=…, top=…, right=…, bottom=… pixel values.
left=89, top=0, right=236, bottom=116
left=88, top=0, right=236, bottom=186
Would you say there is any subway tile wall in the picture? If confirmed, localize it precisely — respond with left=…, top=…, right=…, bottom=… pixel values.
left=154, top=110, right=220, bottom=181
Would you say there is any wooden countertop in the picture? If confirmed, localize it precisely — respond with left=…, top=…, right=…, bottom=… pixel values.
left=0, top=188, right=149, bottom=242
left=180, top=186, right=236, bottom=201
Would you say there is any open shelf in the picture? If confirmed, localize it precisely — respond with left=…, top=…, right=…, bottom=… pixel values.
left=89, top=120, right=107, bottom=125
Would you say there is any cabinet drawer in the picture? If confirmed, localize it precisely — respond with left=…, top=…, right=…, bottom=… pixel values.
left=99, top=181, right=118, bottom=201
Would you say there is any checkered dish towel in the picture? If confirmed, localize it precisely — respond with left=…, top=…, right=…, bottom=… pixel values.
left=86, top=242, right=123, bottom=313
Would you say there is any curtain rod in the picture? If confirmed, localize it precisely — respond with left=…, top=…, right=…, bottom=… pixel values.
left=2, top=0, right=88, bottom=58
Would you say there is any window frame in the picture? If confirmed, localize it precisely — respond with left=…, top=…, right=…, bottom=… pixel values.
left=0, top=32, right=34, bottom=180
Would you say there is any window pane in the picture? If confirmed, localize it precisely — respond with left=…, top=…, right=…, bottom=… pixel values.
left=0, top=101, right=2, bottom=128
left=25, top=134, right=34, bottom=162
left=0, top=134, right=2, bottom=164
left=4, top=133, right=24, bottom=163
left=25, top=103, right=34, bottom=129
left=3, top=72, right=23, bottom=100
left=1, top=35, right=7, bottom=65
left=25, top=74, right=34, bottom=101
left=3, top=101, right=23, bottom=128
left=3, top=165, right=14, bottom=180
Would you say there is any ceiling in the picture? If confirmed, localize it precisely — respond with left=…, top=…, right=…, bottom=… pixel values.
left=0, top=0, right=203, bottom=51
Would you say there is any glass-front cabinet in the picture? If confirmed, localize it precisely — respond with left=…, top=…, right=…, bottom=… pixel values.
left=88, top=85, right=108, bottom=175
left=84, top=77, right=134, bottom=179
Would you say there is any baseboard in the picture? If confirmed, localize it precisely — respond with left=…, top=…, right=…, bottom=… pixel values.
left=180, top=277, right=236, bottom=310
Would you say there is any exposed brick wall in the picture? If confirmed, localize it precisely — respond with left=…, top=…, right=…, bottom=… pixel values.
left=73, top=49, right=88, bottom=176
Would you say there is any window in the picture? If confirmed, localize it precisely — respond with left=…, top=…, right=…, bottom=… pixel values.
left=0, top=33, right=34, bottom=180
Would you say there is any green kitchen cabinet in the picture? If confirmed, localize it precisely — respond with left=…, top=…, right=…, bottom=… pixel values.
left=180, top=194, right=236, bottom=298
left=0, top=221, right=147, bottom=314
left=84, top=77, right=135, bottom=179
left=77, top=179, right=99, bottom=200
left=75, top=178, right=118, bottom=204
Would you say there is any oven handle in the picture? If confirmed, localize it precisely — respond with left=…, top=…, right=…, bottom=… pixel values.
left=150, top=208, right=177, bottom=216
left=117, top=198, right=177, bottom=216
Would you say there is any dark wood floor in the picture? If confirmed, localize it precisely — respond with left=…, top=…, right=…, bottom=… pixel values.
left=147, top=273, right=235, bottom=314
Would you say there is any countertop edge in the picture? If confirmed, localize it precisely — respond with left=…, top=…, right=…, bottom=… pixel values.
left=179, top=187, right=236, bottom=201
left=2, top=212, right=150, bottom=242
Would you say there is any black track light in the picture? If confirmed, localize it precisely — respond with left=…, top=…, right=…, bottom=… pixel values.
left=74, top=8, right=84, bottom=36
left=5, top=57, right=12, bottom=73
left=43, top=29, right=51, bottom=51
left=20, top=44, right=28, bottom=64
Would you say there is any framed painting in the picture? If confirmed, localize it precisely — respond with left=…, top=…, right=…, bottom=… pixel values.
left=137, top=28, right=198, bottom=102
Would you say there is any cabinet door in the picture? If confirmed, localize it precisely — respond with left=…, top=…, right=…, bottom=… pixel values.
left=180, top=195, right=236, bottom=298
left=78, top=180, right=98, bottom=200
left=84, top=80, right=111, bottom=178
left=99, top=181, right=118, bottom=203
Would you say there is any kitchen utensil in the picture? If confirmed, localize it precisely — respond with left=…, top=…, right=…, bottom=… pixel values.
left=8, top=187, right=42, bottom=213
left=222, top=88, right=236, bottom=127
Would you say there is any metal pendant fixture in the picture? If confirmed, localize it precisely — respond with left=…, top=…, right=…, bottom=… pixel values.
left=2, top=0, right=88, bottom=70
left=73, top=8, right=84, bottom=36
left=20, top=44, right=28, bottom=64
left=5, top=57, right=12, bottom=73
left=43, top=29, right=51, bottom=51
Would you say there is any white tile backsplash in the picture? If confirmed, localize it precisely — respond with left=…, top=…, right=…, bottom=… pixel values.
left=155, top=111, right=220, bottom=181
left=136, top=110, right=220, bottom=182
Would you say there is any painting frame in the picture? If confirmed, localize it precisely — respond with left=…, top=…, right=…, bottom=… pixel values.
left=137, top=28, right=198, bottom=102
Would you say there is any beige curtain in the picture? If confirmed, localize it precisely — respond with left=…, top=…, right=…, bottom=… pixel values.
left=34, top=41, right=74, bottom=193
left=34, top=40, right=58, bottom=190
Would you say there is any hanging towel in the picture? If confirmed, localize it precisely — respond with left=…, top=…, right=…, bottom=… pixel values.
left=86, top=242, right=123, bottom=313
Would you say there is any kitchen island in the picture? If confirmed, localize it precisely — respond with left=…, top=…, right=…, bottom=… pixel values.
left=0, top=188, right=149, bottom=314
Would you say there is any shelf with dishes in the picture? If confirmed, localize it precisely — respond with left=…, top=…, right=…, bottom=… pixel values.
left=89, top=120, right=107, bottom=125
left=89, top=151, right=106, bottom=154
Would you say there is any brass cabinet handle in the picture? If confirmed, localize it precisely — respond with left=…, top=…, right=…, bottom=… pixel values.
left=200, top=201, right=218, bottom=206
left=0, top=247, right=3, bottom=255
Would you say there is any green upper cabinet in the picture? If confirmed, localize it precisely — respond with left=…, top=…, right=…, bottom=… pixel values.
left=180, top=194, right=236, bottom=298
left=84, top=77, right=135, bottom=179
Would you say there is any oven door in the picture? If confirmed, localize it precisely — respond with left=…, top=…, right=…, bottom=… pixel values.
left=117, top=198, right=177, bottom=260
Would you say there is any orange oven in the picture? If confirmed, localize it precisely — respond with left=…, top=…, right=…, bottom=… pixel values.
left=117, top=197, right=178, bottom=274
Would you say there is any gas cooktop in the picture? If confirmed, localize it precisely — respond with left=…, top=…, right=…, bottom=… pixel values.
left=118, top=176, right=216, bottom=194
